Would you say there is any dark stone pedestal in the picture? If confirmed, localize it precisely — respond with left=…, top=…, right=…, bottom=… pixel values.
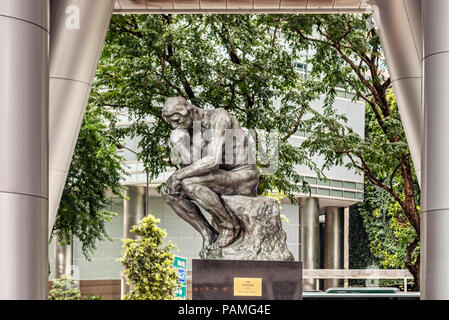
left=192, top=259, right=302, bottom=300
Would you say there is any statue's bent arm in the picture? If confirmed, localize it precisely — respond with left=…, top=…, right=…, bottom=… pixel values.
left=175, top=115, right=231, bottom=181
left=169, top=129, right=192, bottom=166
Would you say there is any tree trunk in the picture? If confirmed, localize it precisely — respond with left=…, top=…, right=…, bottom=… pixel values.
left=401, top=161, right=420, bottom=232
left=400, top=161, right=420, bottom=290
left=405, top=238, right=420, bottom=291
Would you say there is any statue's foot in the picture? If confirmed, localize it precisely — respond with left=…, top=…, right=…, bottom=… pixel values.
left=199, top=232, right=219, bottom=259
left=199, top=246, right=209, bottom=259
left=209, top=225, right=241, bottom=250
left=199, top=245, right=221, bottom=259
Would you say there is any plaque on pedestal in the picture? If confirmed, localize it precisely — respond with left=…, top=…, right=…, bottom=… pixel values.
left=192, top=259, right=302, bottom=300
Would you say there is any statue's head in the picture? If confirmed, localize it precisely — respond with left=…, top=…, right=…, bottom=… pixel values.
left=162, top=97, right=195, bottom=130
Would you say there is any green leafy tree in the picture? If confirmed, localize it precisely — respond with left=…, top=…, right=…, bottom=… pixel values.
left=355, top=180, right=419, bottom=289
left=119, top=215, right=180, bottom=300
left=51, top=104, right=126, bottom=258
left=348, top=204, right=374, bottom=286
left=91, top=14, right=320, bottom=202
left=264, top=14, right=421, bottom=289
left=91, top=13, right=421, bottom=288
left=358, top=181, right=419, bottom=270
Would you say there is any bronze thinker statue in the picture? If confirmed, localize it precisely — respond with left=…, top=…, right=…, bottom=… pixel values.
left=161, top=97, right=258, bottom=258
left=161, top=96, right=293, bottom=261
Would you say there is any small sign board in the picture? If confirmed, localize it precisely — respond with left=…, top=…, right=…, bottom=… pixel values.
left=174, top=256, right=187, bottom=300
left=233, top=277, right=262, bottom=296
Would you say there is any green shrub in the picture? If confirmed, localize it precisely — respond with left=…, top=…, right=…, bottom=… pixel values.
left=49, top=274, right=102, bottom=300
left=48, top=274, right=82, bottom=300
left=119, top=215, right=180, bottom=300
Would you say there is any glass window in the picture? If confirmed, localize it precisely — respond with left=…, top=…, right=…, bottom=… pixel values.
left=305, top=177, right=317, bottom=185
left=330, top=180, right=343, bottom=188
left=318, top=188, right=330, bottom=196
left=336, top=89, right=346, bottom=98
left=294, top=130, right=306, bottom=137
left=294, top=62, right=307, bottom=72
left=318, top=178, right=330, bottom=186
left=343, top=181, right=357, bottom=189
left=294, top=62, right=308, bottom=79
left=346, top=92, right=356, bottom=100
left=331, top=190, right=343, bottom=198
left=344, top=191, right=356, bottom=199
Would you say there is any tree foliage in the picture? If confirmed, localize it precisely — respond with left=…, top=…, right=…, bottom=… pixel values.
left=52, top=105, right=126, bottom=259
left=358, top=183, right=419, bottom=271
left=91, top=14, right=320, bottom=202
left=351, top=178, right=419, bottom=290
left=262, top=14, right=421, bottom=288
left=348, top=204, right=373, bottom=286
left=90, top=13, right=421, bottom=288
left=119, top=215, right=180, bottom=300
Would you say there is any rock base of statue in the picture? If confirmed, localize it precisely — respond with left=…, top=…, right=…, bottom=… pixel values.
left=204, top=195, right=294, bottom=261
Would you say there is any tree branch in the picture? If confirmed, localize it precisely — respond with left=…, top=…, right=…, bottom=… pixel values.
left=110, top=20, right=143, bottom=39
left=283, top=107, right=307, bottom=141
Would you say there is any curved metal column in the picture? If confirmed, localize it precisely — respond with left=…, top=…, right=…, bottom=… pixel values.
left=324, top=207, right=344, bottom=289
left=0, top=0, right=49, bottom=299
left=299, top=197, right=320, bottom=290
left=421, top=0, right=449, bottom=300
left=371, top=0, right=423, bottom=186
left=48, top=0, right=114, bottom=237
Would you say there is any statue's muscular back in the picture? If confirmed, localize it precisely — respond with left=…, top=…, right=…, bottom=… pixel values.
left=198, top=108, right=256, bottom=172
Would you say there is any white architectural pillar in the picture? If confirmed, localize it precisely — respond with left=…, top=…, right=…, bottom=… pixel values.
left=299, top=197, right=320, bottom=290
left=324, top=207, right=344, bottom=289
left=123, top=186, right=146, bottom=240
left=0, top=0, right=49, bottom=299
left=53, top=232, right=73, bottom=279
left=421, top=0, right=449, bottom=300
left=372, top=0, right=423, bottom=186
left=121, top=186, right=146, bottom=296
left=48, top=0, right=114, bottom=237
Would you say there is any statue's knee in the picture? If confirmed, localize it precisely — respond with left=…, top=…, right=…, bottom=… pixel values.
left=160, top=186, right=170, bottom=199
left=181, top=178, right=199, bottom=196
left=161, top=186, right=178, bottom=201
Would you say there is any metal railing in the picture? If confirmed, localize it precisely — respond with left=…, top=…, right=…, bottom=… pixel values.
left=303, top=269, right=414, bottom=292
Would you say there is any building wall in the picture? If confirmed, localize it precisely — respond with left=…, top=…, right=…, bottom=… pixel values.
left=50, top=195, right=300, bottom=279
left=49, top=197, right=124, bottom=280
left=289, top=96, right=365, bottom=183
